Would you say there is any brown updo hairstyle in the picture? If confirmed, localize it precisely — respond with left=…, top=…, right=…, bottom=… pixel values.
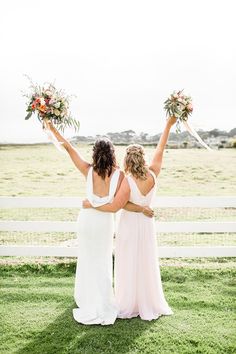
left=92, top=138, right=116, bottom=179
left=124, top=144, right=148, bottom=180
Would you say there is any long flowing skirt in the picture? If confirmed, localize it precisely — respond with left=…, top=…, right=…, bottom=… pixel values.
left=115, top=210, right=173, bottom=321
left=73, top=209, right=118, bottom=325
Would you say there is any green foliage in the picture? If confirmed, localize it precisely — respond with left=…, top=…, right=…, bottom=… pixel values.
left=231, top=139, right=236, bottom=148
left=25, top=112, right=32, bottom=120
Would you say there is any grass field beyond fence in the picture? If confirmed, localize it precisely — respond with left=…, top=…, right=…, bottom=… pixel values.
left=1, top=145, right=236, bottom=196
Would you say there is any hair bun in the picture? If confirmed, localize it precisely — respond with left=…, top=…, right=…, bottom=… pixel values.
left=92, top=138, right=116, bottom=179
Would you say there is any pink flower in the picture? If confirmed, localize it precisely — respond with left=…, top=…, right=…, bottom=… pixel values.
left=187, top=103, right=193, bottom=111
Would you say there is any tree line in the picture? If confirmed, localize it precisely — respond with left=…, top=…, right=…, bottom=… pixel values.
left=72, top=128, right=236, bottom=148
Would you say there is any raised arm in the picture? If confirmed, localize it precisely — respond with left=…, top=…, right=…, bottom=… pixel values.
left=149, top=116, right=177, bottom=176
left=45, top=120, right=90, bottom=176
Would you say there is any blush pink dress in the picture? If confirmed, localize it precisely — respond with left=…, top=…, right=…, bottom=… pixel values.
left=115, top=170, right=173, bottom=321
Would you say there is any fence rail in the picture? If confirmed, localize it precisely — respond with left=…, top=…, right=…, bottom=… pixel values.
left=1, top=196, right=236, bottom=208
left=0, top=221, right=235, bottom=233
left=1, top=196, right=236, bottom=258
left=0, top=246, right=235, bottom=258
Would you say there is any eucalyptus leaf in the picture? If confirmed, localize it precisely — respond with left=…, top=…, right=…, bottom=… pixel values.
left=25, top=112, right=32, bottom=120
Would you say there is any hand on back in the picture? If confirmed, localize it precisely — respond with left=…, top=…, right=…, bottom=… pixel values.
left=142, top=206, right=154, bottom=218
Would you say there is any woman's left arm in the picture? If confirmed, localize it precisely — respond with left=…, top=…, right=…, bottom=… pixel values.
left=123, top=202, right=154, bottom=217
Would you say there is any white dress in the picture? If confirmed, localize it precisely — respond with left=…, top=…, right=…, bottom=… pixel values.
left=73, top=167, right=120, bottom=325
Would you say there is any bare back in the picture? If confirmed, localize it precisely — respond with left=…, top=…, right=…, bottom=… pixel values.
left=86, top=167, right=124, bottom=207
left=130, top=171, right=155, bottom=197
left=127, top=169, right=156, bottom=207
left=92, top=168, right=124, bottom=198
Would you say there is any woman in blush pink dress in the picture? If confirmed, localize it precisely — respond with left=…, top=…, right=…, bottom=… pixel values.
left=83, top=116, right=176, bottom=321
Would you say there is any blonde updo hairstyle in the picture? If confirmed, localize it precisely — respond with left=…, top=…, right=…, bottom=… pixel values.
left=124, top=144, right=148, bottom=180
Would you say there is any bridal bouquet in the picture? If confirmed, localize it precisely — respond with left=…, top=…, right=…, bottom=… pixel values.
left=164, top=90, right=193, bottom=133
left=24, top=77, right=80, bottom=133
left=164, top=90, right=211, bottom=150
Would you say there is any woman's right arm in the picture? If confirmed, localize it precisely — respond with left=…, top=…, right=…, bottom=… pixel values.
left=45, top=120, right=90, bottom=176
left=83, top=178, right=131, bottom=212
left=123, top=202, right=154, bottom=217
left=149, top=116, right=177, bottom=176
left=83, top=178, right=154, bottom=217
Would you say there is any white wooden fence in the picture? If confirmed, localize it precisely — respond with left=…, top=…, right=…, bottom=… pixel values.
left=0, top=196, right=236, bottom=258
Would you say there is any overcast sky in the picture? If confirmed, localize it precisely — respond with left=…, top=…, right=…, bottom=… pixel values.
left=0, top=0, right=235, bottom=143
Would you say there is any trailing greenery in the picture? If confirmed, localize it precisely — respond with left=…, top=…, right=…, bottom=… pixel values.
left=1, top=265, right=235, bottom=354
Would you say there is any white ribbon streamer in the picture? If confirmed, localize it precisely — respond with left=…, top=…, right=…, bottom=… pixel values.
left=183, top=121, right=213, bottom=151
left=42, top=121, right=66, bottom=154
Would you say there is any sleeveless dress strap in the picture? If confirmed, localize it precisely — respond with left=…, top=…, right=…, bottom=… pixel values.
left=126, top=174, right=135, bottom=189
left=149, top=169, right=157, bottom=185
left=86, top=166, right=93, bottom=201
left=108, top=169, right=121, bottom=200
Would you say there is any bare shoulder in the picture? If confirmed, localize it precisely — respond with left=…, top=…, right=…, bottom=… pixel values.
left=149, top=163, right=161, bottom=177
left=83, top=164, right=92, bottom=177
left=115, top=171, right=130, bottom=195
left=121, top=175, right=130, bottom=189
left=116, top=169, right=125, bottom=189
left=118, top=169, right=125, bottom=179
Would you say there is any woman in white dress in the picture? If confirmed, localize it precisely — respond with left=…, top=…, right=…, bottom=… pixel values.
left=83, top=116, right=176, bottom=321
left=45, top=121, right=124, bottom=325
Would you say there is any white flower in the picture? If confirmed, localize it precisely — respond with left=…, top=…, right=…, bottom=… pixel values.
left=54, top=102, right=60, bottom=109
left=40, top=98, right=45, bottom=105
left=54, top=109, right=60, bottom=116
left=45, top=90, right=52, bottom=97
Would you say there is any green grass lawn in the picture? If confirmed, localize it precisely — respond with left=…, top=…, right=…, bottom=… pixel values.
left=0, top=264, right=235, bottom=354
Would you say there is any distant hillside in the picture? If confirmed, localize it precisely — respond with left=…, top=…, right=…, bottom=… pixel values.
left=1, top=128, right=235, bottom=148
left=71, top=128, right=236, bottom=148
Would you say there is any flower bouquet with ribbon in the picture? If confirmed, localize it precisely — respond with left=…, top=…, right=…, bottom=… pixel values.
left=23, top=77, right=79, bottom=152
left=164, top=90, right=211, bottom=150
